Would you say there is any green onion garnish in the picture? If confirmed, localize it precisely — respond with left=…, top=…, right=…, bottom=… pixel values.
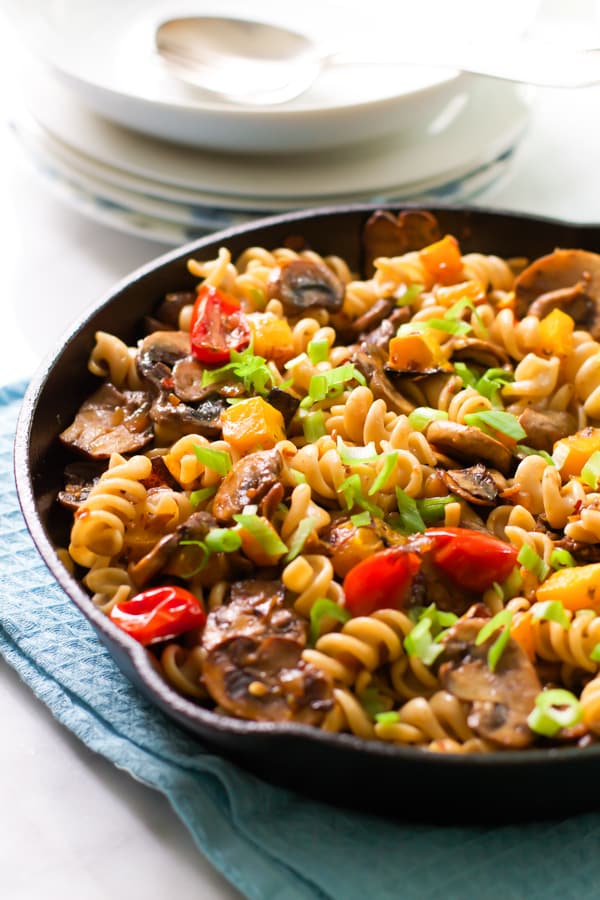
left=284, top=352, right=309, bottom=371
left=307, top=339, right=329, bottom=365
left=464, top=409, right=527, bottom=441
left=475, top=609, right=513, bottom=672
left=445, top=297, right=487, bottom=336
left=581, top=450, right=600, bottom=488
left=453, top=361, right=478, bottom=388
left=250, top=288, right=266, bottom=309
left=531, top=600, right=570, bottom=630
left=203, top=528, right=243, bottom=554
left=407, top=407, right=449, bottom=432
left=498, top=566, right=524, bottom=601
left=303, top=410, right=327, bottom=442
left=404, top=618, right=444, bottom=665
left=517, top=544, right=550, bottom=581
left=394, top=487, right=426, bottom=535
left=550, top=548, right=576, bottom=570
left=338, top=474, right=384, bottom=517
left=193, top=445, right=232, bottom=475
left=527, top=688, right=582, bottom=737
left=177, top=540, right=210, bottom=576
left=309, top=597, right=351, bottom=644
left=590, top=643, right=600, bottom=662
left=396, top=283, right=424, bottom=306
left=232, top=513, right=287, bottom=557
left=337, top=437, right=379, bottom=465
left=290, top=468, right=307, bottom=484
left=400, top=317, right=472, bottom=336
left=516, top=445, right=556, bottom=465
left=189, top=485, right=217, bottom=507
left=375, top=711, right=400, bottom=724
left=416, top=495, right=456, bottom=524
left=359, top=686, right=388, bottom=718
left=368, top=452, right=398, bottom=496
left=201, top=344, right=273, bottom=395
left=284, top=517, right=317, bottom=563
left=308, top=364, right=366, bottom=403
left=350, top=511, right=371, bottom=527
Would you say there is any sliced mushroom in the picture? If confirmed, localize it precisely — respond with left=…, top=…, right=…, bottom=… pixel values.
left=448, top=337, right=511, bottom=369
left=363, top=209, right=441, bottom=275
left=426, top=420, right=513, bottom=476
left=212, top=449, right=283, bottom=524
left=141, top=455, right=181, bottom=491
left=439, top=616, right=541, bottom=748
left=149, top=391, right=228, bottom=442
left=137, top=330, right=191, bottom=383
left=171, top=356, right=246, bottom=404
left=129, top=510, right=217, bottom=587
left=442, top=463, right=503, bottom=507
left=202, top=579, right=334, bottom=723
left=350, top=345, right=414, bottom=415
left=154, top=291, right=196, bottom=328
left=59, top=383, right=153, bottom=459
left=514, top=249, right=600, bottom=338
left=517, top=408, right=577, bottom=454
left=266, top=258, right=344, bottom=315
left=553, top=536, right=600, bottom=565
left=57, top=461, right=103, bottom=510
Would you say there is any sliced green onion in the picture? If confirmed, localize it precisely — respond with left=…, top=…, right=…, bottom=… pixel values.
left=550, top=548, right=576, bottom=570
left=590, top=643, right=600, bottom=663
left=303, top=410, right=327, bottom=442
left=290, top=468, right=307, bottom=484
left=309, top=597, right=351, bottom=644
left=204, top=528, right=243, bottom=553
left=531, top=600, right=571, bottom=630
left=474, top=375, right=503, bottom=406
left=350, top=511, right=371, bottom=527
left=249, top=287, right=266, bottom=309
left=416, top=495, right=456, bottom=524
left=359, top=686, right=388, bottom=718
left=338, top=474, right=384, bottom=517
left=481, top=367, right=515, bottom=384
left=396, top=283, right=424, bottom=306
left=475, top=608, right=513, bottom=672
left=337, top=437, right=378, bottom=465
left=177, top=539, right=211, bottom=577
left=284, top=517, right=317, bottom=563
left=516, top=445, right=556, bottom=465
left=517, top=544, right=550, bottom=581
left=552, top=442, right=571, bottom=469
left=403, top=317, right=472, bottom=336
left=498, top=566, right=524, bottom=601
left=201, top=344, right=273, bottom=395
left=193, top=445, right=232, bottom=475
left=189, top=485, right=217, bottom=507
left=527, top=688, right=582, bottom=737
left=232, top=513, right=287, bottom=557
left=404, top=618, right=444, bottom=665
left=375, top=711, right=400, bottom=724
left=284, top=352, right=309, bottom=371
left=453, top=361, right=478, bottom=388
left=464, top=409, right=527, bottom=441
left=368, top=452, right=398, bottom=496
left=307, top=339, right=329, bottom=365
left=308, top=364, right=366, bottom=403
left=581, top=450, right=600, bottom=488
left=394, top=487, right=426, bottom=535
left=407, top=407, right=449, bottom=432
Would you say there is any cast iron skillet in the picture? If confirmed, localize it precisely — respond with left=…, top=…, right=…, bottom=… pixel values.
left=14, top=204, right=600, bottom=822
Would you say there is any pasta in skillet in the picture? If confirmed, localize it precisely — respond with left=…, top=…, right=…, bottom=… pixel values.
left=58, top=209, right=600, bottom=752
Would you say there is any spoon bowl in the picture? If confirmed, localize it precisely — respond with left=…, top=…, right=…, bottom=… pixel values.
left=156, top=14, right=600, bottom=106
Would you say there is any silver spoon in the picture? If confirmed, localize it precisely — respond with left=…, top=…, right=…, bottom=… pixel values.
left=155, top=15, right=600, bottom=106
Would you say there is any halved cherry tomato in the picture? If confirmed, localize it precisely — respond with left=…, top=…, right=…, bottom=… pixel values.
left=343, top=548, right=422, bottom=617
left=424, top=526, right=518, bottom=592
left=109, top=585, right=206, bottom=645
left=190, top=284, right=250, bottom=365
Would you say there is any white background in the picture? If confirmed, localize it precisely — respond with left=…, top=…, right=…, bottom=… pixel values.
left=2, top=3, right=600, bottom=899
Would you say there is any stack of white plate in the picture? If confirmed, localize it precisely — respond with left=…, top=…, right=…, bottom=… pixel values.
left=5, top=0, right=538, bottom=245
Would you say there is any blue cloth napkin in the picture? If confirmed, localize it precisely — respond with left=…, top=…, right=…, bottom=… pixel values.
left=3, top=380, right=600, bottom=900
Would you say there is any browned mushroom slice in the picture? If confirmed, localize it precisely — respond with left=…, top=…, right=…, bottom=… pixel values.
left=266, top=258, right=344, bottom=315
left=426, top=420, right=513, bottom=476
left=517, top=408, right=577, bottom=454
left=137, top=330, right=191, bottom=382
left=438, top=617, right=541, bottom=748
left=442, top=463, right=503, bottom=507
left=363, top=209, right=441, bottom=275
left=264, top=387, right=300, bottom=428
left=149, top=391, right=228, bottom=442
left=202, top=579, right=334, bottom=723
left=514, top=249, right=600, bottom=338
left=212, top=449, right=283, bottom=524
left=448, top=337, right=511, bottom=369
left=351, top=345, right=414, bottom=415
left=60, top=383, right=153, bottom=459
left=553, top=537, right=600, bottom=565
left=129, top=510, right=217, bottom=586
left=171, top=356, right=246, bottom=403
left=154, top=291, right=196, bottom=328
left=57, top=461, right=103, bottom=509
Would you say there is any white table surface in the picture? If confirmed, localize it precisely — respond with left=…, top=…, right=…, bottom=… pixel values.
left=2, top=7, right=600, bottom=900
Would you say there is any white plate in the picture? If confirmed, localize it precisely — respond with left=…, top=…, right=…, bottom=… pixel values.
left=5, top=0, right=540, bottom=153
left=22, top=69, right=534, bottom=201
left=12, top=108, right=520, bottom=247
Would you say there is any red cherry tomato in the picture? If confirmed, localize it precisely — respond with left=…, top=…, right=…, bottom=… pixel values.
left=343, top=548, right=422, bottom=617
left=109, top=585, right=206, bottom=646
left=190, top=284, right=250, bottom=365
left=424, top=526, right=518, bottom=592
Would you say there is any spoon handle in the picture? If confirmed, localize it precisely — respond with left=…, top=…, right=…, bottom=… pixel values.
left=329, top=39, right=600, bottom=88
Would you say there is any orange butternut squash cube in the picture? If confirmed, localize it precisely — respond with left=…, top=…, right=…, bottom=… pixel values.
left=553, top=428, right=600, bottom=477
left=536, top=563, right=600, bottom=612
left=388, top=332, right=447, bottom=373
left=538, top=308, right=574, bottom=357
left=220, top=396, right=285, bottom=453
left=419, top=235, right=463, bottom=285
left=247, top=313, right=295, bottom=365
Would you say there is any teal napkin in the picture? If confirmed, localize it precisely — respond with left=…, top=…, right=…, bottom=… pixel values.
left=2, top=380, right=600, bottom=900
